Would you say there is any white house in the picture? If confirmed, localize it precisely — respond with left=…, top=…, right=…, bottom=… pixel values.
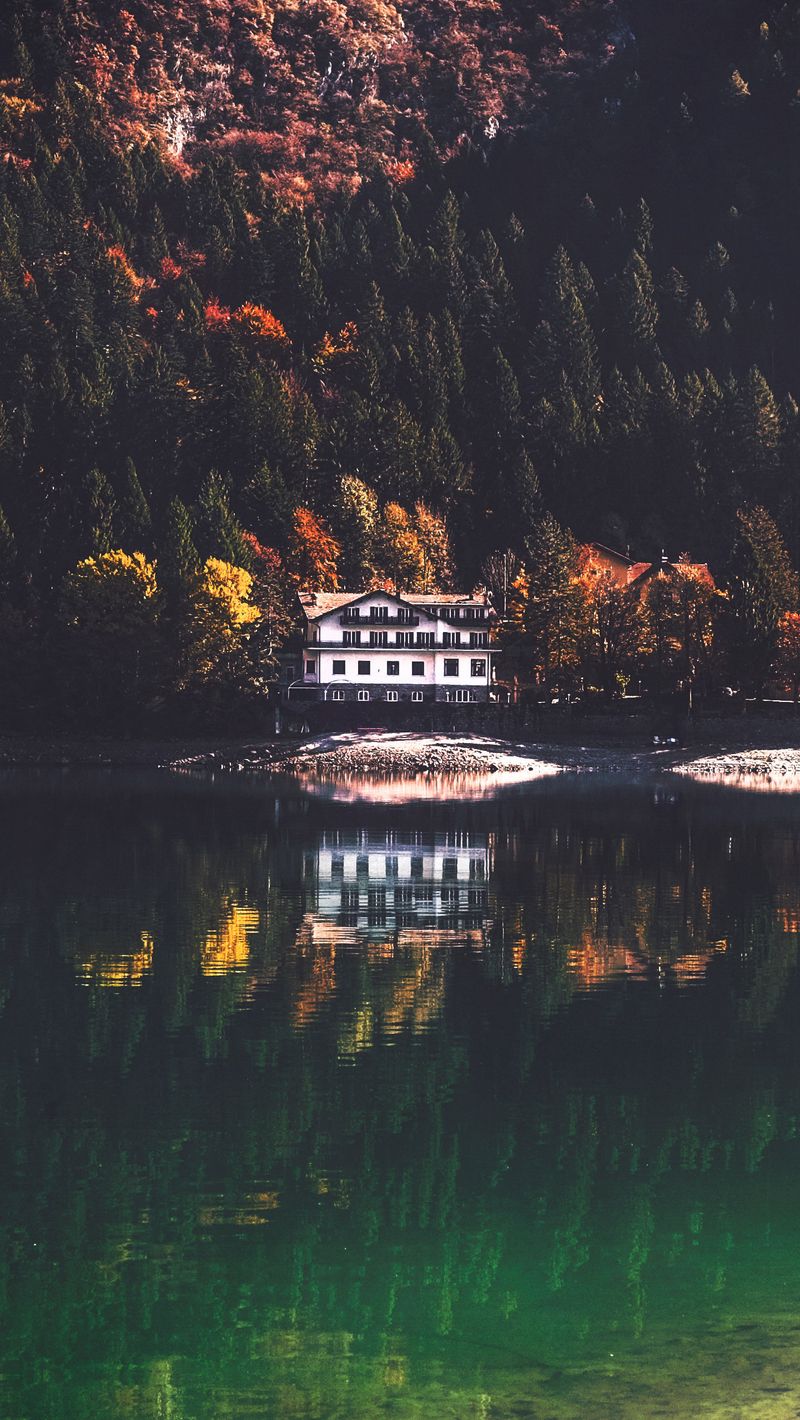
left=287, top=588, right=496, bottom=703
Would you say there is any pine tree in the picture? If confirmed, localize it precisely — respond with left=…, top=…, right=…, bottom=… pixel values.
left=512, top=514, right=583, bottom=692
left=198, top=469, right=248, bottom=566
left=119, top=458, right=152, bottom=550
left=728, top=505, right=797, bottom=697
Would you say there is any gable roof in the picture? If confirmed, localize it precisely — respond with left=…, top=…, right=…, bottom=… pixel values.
left=300, top=588, right=492, bottom=620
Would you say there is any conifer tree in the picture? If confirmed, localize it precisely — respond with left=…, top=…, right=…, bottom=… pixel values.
left=511, top=515, right=583, bottom=692
left=728, top=505, right=798, bottom=697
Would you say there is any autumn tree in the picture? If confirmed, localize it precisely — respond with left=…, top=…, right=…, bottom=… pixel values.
left=414, top=502, right=453, bottom=592
left=57, top=550, right=161, bottom=725
left=375, top=502, right=425, bottom=591
left=182, top=557, right=262, bottom=705
left=578, top=559, right=641, bottom=698
left=287, top=508, right=341, bottom=591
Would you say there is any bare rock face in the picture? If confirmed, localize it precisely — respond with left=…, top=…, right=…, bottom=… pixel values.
left=61, top=0, right=623, bottom=197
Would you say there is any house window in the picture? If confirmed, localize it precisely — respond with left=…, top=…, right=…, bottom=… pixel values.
left=331, top=688, right=345, bottom=701
left=444, top=659, right=459, bottom=677
left=471, top=659, right=487, bottom=678
left=386, top=690, right=398, bottom=702
left=387, top=661, right=400, bottom=676
left=411, top=690, right=423, bottom=702
left=470, top=633, right=487, bottom=647
left=370, top=631, right=388, bottom=647
left=396, top=632, right=414, bottom=647
left=370, top=606, right=388, bottom=621
left=332, top=659, right=346, bottom=675
left=358, top=689, right=370, bottom=702
left=357, top=660, right=371, bottom=675
left=411, top=661, right=424, bottom=677
left=343, top=630, right=361, bottom=646
left=443, top=632, right=461, bottom=648
left=416, top=632, right=434, bottom=647
left=305, top=660, right=316, bottom=676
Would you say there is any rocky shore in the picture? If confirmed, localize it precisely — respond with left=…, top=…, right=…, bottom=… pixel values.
left=3, top=728, right=800, bottom=792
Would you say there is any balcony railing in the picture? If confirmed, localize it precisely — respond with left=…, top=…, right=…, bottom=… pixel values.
left=340, top=611, right=419, bottom=626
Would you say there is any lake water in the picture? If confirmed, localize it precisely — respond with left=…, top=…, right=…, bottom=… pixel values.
left=2, top=770, right=800, bottom=1419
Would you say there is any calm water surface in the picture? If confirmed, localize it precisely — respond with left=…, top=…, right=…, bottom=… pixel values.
left=1, top=771, right=800, bottom=1418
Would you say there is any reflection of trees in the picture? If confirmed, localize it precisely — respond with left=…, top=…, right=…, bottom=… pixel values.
left=0, top=779, right=800, bottom=1416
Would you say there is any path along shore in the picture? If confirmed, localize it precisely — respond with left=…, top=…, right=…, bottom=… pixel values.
left=4, top=728, right=800, bottom=791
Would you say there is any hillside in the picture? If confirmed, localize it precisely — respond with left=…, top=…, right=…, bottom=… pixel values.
left=48, top=0, right=623, bottom=198
left=1, top=1, right=800, bottom=721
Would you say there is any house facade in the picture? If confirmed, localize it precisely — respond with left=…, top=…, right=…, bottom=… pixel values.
left=287, top=588, right=496, bottom=703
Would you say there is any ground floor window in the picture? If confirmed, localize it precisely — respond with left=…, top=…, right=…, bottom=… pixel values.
left=446, top=689, right=477, bottom=703
left=332, top=659, right=346, bottom=675
left=305, top=660, right=316, bottom=676
left=386, top=690, right=398, bottom=702
left=358, top=689, right=370, bottom=702
left=330, top=688, right=345, bottom=701
left=411, top=690, right=423, bottom=702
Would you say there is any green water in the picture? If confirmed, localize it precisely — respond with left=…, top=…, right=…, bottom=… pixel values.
left=2, top=771, right=800, bottom=1419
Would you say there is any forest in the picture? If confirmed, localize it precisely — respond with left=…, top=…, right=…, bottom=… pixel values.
left=2, top=1, right=800, bottom=723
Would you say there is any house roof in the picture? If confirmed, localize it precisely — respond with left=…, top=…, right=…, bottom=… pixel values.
left=590, top=542, right=634, bottom=565
left=300, top=588, right=492, bottom=620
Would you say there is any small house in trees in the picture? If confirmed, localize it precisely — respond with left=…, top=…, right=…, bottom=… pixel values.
left=587, top=543, right=714, bottom=593
left=286, top=589, right=496, bottom=703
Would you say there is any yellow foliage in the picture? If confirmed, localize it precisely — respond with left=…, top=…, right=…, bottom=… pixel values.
left=62, top=550, right=158, bottom=629
left=198, top=557, right=260, bottom=630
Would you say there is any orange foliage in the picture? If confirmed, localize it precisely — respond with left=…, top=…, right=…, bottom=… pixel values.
left=231, top=304, right=289, bottom=343
left=106, top=243, right=146, bottom=291
left=287, top=508, right=341, bottom=592
left=313, top=322, right=358, bottom=370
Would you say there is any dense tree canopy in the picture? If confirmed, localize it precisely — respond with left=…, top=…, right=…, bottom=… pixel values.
left=2, top=1, right=800, bottom=719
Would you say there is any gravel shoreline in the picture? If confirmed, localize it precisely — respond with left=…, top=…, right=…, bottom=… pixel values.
left=3, top=730, right=800, bottom=790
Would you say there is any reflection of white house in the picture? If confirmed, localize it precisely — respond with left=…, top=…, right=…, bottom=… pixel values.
left=290, top=589, right=496, bottom=702
left=302, top=828, right=491, bottom=943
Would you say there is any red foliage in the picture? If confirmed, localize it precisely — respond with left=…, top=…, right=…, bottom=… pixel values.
left=203, top=297, right=232, bottom=329
left=61, top=0, right=622, bottom=199
left=160, top=255, right=184, bottom=281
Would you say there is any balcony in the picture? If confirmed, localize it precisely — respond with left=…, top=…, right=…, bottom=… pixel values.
left=340, top=610, right=419, bottom=627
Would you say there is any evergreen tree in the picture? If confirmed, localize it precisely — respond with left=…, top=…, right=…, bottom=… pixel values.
left=728, top=505, right=797, bottom=698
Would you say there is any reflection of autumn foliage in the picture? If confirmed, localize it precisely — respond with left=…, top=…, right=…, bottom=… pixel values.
left=202, top=903, right=260, bottom=975
left=76, top=931, right=155, bottom=989
left=61, top=0, right=621, bottom=196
